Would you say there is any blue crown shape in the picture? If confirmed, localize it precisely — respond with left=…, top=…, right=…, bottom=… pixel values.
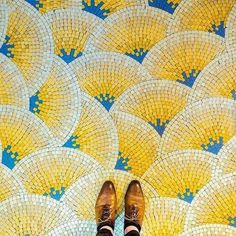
left=2, top=145, right=20, bottom=169
left=149, top=0, right=178, bottom=14
left=125, top=48, right=148, bottom=63
left=177, top=188, right=198, bottom=203
left=201, top=136, right=223, bottom=154
left=177, top=69, right=201, bottom=88
left=0, top=35, right=15, bottom=58
left=43, top=186, right=66, bottom=200
left=58, top=48, right=82, bottom=64
left=228, top=216, right=236, bottom=227
left=95, top=93, right=115, bottom=111
left=63, top=135, right=80, bottom=149
left=209, top=21, right=225, bottom=37
left=149, top=118, right=170, bottom=136
left=30, top=91, right=43, bottom=114
left=82, top=0, right=110, bottom=19
left=115, top=152, right=132, bottom=171
left=25, top=0, right=43, bottom=10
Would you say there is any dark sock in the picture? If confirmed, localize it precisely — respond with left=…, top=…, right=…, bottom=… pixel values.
left=124, top=220, right=141, bottom=232
left=125, top=230, right=140, bottom=236
left=97, top=228, right=113, bottom=236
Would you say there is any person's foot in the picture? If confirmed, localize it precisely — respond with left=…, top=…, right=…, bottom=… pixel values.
left=95, top=180, right=117, bottom=232
left=124, top=180, right=145, bottom=234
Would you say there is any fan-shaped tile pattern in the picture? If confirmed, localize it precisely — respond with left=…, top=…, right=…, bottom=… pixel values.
left=143, top=32, right=225, bottom=88
left=185, top=172, right=236, bottom=229
left=13, top=147, right=103, bottom=200
left=0, top=105, right=56, bottom=169
left=63, top=93, right=118, bottom=169
left=70, top=52, right=152, bottom=111
left=141, top=198, right=189, bottom=236
left=61, top=170, right=158, bottom=220
left=0, top=54, right=28, bottom=108
left=168, top=0, right=236, bottom=37
left=189, top=52, right=236, bottom=103
left=47, top=220, right=96, bottom=236
left=111, top=111, right=160, bottom=176
left=180, top=224, right=236, bottom=236
left=148, top=0, right=181, bottom=14
left=45, top=8, right=102, bottom=64
left=81, top=0, right=146, bottom=19
left=226, top=5, right=236, bottom=50
left=29, top=56, right=81, bottom=144
left=160, top=98, right=236, bottom=156
left=0, top=164, right=25, bottom=203
left=0, top=2, right=8, bottom=48
left=143, top=150, right=216, bottom=203
left=216, top=136, right=236, bottom=176
left=111, top=80, right=190, bottom=137
left=0, top=195, right=78, bottom=235
left=0, top=0, right=53, bottom=95
left=24, top=0, right=82, bottom=13
left=85, top=6, right=172, bottom=63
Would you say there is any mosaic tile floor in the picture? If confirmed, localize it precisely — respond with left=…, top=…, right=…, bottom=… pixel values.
left=0, top=0, right=235, bottom=235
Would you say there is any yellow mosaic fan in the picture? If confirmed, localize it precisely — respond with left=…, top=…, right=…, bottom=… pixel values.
left=111, top=111, right=161, bottom=176
left=180, top=224, right=236, bottom=236
left=85, top=6, right=172, bottom=63
left=70, top=52, right=152, bottom=111
left=81, top=0, right=146, bottom=19
left=1, top=0, right=53, bottom=95
left=47, top=220, right=96, bottom=236
left=0, top=195, right=78, bottom=235
left=45, top=8, right=102, bottom=64
left=160, top=98, right=236, bottom=156
left=63, top=93, right=118, bottom=169
left=61, top=170, right=159, bottom=220
left=143, top=150, right=216, bottom=204
left=143, top=31, right=225, bottom=88
left=142, top=198, right=190, bottom=236
left=185, top=172, right=236, bottom=229
left=216, top=136, right=236, bottom=176
left=0, top=54, right=29, bottom=109
left=23, top=0, right=82, bottom=14
left=226, top=5, right=236, bottom=50
left=0, top=2, right=8, bottom=48
left=111, top=80, right=190, bottom=137
left=168, top=0, right=236, bottom=37
left=0, top=164, right=25, bottom=203
left=29, top=56, right=81, bottom=144
left=0, top=105, right=56, bottom=169
left=13, top=147, right=103, bottom=201
left=189, top=52, right=236, bottom=103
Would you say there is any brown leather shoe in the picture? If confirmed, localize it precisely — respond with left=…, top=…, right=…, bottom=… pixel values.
left=125, top=180, right=145, bottom=228
left=95, top=181, right=117, bottom=229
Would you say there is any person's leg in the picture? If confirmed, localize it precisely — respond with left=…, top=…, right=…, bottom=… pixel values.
left=95, top=181, right=117, bottom=236
left=124, top=180, right=145, bottom=236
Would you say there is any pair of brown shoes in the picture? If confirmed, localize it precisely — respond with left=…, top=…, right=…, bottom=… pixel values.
left=95, top=180, right=145, bottom=233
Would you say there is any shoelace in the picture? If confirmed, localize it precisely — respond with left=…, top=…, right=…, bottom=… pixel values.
left=98, top=204, right=112, bottom=223
left=125, top=205, right=139, bottom=221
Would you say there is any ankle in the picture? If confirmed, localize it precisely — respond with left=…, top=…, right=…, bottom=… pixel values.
left=99, top=226, right=114, bottom=235
left=125, top=225, right=139, bottom=235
